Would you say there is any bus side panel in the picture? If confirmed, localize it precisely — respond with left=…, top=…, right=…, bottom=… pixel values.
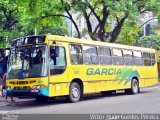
left=69, top=66, right=134, bottom=94
left=133, top=66, right=145, bottom=88
left=49, top=83, right=69, bottom=97
left=134, top=64, right=158, bottom=88
left=68, top=64, right=158, bottom=95
left=144, top=65, right=158, bottom=87
left=144, top=78, right=158, bottom=87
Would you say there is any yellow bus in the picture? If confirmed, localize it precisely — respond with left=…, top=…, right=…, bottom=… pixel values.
left=6, top=35, right=158, bottom=102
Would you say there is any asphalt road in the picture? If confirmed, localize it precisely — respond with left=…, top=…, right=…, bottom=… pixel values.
left=0, top=83, right=160, bottom=114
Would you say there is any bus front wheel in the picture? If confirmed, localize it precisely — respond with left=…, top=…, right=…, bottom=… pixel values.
left=35, top=96, right=49, bottom=102
left=68, top=82, right=81, bottom=103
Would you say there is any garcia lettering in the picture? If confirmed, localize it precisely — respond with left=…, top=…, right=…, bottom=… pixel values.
left=86, top=68, right=121, bottom=76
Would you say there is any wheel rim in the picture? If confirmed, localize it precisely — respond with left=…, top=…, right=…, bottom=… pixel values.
left=133, top=80, right=138, bottom=93
left=71, top=86, right=79, bottom=98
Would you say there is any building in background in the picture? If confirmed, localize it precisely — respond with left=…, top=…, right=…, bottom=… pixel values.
left=140, top=11, right=160, bottom=35
left=68, top=11, right=160, bottom=38
left=71, top=13, right=98, bottom=39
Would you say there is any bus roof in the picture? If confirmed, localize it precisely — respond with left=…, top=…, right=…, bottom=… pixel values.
left=10, top=34, right=156, bottom=53
left=46, top=35, right=156, bottom=53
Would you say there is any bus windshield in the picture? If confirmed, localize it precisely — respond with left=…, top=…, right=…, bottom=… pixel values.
left=7, top=45, right=47, bottom=79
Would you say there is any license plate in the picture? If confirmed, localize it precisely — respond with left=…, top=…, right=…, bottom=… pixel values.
left=31, top=89, right=39, bottom=93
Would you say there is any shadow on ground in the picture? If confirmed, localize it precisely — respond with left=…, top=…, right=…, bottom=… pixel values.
left=0, top=90, right=151, bottom=110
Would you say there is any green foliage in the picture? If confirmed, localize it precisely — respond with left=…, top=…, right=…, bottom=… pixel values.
left=138, top=34, right=160, bottom=50
left=0, top=0, right=68, bottom=48
left=18, top=0, right=68, bottom=36
left=0, top=0, right=21, bottom=47
left=118, top=21, right=141, bottom=45
left=0, top=0, right=160, bottom=48
left=61, top=0, right=160, bottom=42
left=112, top=0, right=160, bottom=44
left=0, top=28, right=22, bottom=48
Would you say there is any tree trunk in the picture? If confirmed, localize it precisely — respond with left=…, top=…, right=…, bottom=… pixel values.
left=109, top=15, right=128, bottom=43
left=97, top=6, right=108, bottom=42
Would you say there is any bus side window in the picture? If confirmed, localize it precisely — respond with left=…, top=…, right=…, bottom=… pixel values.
left=133, top=51, right=143, bottom=66
left=83, top=46, right=98, bottom=65
left=70, top=44, right=83, bottom=64
left=143, top=52, right=151, bottom=66
left=151, top=53, right=156, bottom=66
left=98, top=47, right=112, bottom=65
left=123, top=50, right=133, bottom=66
left=91, top=47, right=99, bottom=64
left=50, top=46, right=66, bottom=75
left=112, top=48, right=123, bottom=65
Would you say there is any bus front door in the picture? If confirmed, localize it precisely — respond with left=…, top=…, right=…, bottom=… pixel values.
left=48, top=43, right=69, bottom=97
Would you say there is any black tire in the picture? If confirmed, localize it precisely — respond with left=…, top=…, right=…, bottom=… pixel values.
left=124, top=89, right=130, bottom=94
left=101, top=90, right=116, bottom=96
left=35, top=96, right=49, bottom=102
left=49, top=97, right=56, bottom=101
left=68, top=82, right=81, bottom=103
left=2, top=88, right=6, bottom=97
left=131, top=79, right=139, bottom=94
left=125, top=79, right=139, bottom=94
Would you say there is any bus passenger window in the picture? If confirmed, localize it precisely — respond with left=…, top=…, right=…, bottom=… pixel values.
left=83, top=46, right=98, bottom=65
left=98, top=47, right=112, bottom=65
left=133, top=51, right=143, bottom=66
left=143, top=52, right=151, bottom=66
left=50, top=46, right=66, bottom=75
left=112, top=48, right=123, bottom=65
left=123, top=50, right=133, bottom=66
left=151, top=53, right=156, bottom=66
left=70, top=44, right=83, bottom=64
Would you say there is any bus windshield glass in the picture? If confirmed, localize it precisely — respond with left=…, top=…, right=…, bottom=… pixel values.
left=7, top=45, right=47, bottom=79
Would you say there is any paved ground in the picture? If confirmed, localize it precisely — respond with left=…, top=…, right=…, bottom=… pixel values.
left=0, top=83, right=160, bottom=114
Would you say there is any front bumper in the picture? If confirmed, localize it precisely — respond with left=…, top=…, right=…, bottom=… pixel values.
left=6, top=89, right=43, bottom=98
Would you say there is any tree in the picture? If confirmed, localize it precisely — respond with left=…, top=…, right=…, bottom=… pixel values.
left=0, top=0, right=68, bottom=48
left=1, top=0, right=160, bottom=47
left=23, top=0, right=160, bottom=43
left=67, top=0, right=160, bottom=42
left=138, top=34, right=160, bottom=50
left=117, top=20, right=141, bottom=45
left=17, top=0, right=68, bottom=36
left=0, top=0, right=21, bottom=47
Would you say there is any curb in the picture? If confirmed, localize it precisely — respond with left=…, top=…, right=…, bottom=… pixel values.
left=0, top=100, right=9, bottom=102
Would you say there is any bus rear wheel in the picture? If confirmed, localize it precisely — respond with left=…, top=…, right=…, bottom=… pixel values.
left=125, top=79, right=139, bottom=94
left=68, top=82, right=81, bottom=103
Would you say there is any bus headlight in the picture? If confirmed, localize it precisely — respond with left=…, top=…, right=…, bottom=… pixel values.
left=31, top=86, right=40, bottom=93
left=32, top=85, right=40, bottom=90
left=32, top=85, right=45, bottom=90
left=6, top=86, right=11, bottom=90
left=32, top=86, right=37, bottom=89
left=36, top=86, right=41, bottom=89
